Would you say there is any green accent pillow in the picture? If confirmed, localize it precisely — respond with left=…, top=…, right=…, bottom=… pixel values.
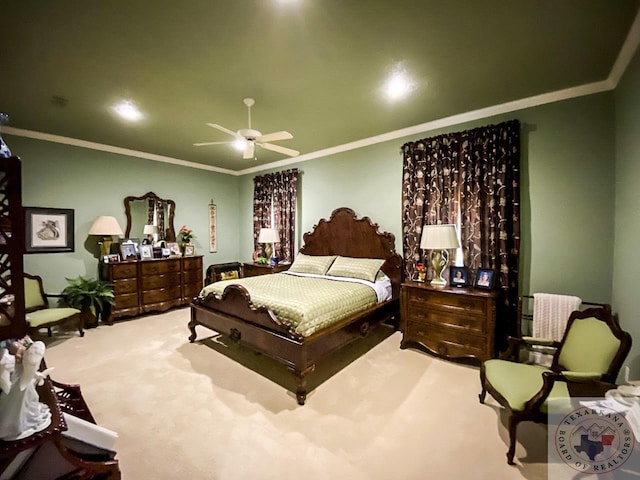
left=326, top=256, right=385, bottom=283
left=288, top=253, right=337, bottom=275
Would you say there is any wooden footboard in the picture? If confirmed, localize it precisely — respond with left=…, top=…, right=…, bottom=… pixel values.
left=188, top=290, right=398, bottom=405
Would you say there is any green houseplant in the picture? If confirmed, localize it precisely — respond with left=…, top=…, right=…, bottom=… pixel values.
left=61, top=276, right=115, bottom=325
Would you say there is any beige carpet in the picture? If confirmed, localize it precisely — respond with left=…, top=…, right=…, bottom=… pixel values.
left=41, top=307, right=547, bottom=480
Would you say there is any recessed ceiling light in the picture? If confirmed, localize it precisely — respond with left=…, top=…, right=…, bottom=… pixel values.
left=112, top=101, right=144, bottom=122
left=382, top=64, right=417, bottom=102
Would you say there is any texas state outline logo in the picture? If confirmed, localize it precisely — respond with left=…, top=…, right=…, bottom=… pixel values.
left=554, top=406, right=634, bottom=474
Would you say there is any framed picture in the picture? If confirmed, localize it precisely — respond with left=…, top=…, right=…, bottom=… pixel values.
left=167, top=242, right=181, bottom=256
left=106, top=254, right=121, bottom=263
left=120, top=243, right=138, bottom=261
left=449, top=266, right=469, bottom=287
left=140, top=244, right=153, bottom=260
left=161, top=248, right=171, bottom=258
left=122, top=238, right=140, bottom=253
left=184, top=244, right=195, bottom=257
left=474, top=268, right=495, bottom=290
left=24, top=207, right=74, bottom=253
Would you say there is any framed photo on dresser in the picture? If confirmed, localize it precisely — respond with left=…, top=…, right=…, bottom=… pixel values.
left=474, top=268, right=495, bottom=290
left=449, top=266, right=469, bottom=287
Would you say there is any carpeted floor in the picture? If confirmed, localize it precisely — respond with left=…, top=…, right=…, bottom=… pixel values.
left=41, top=307, right=548, bottom=479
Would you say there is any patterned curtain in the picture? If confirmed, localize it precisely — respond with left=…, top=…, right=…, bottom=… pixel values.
left=272, top=169, right=299, bottom=262
left=252, top=168, right=299, bottom=261
left=402, top=120, right=520, bottom=334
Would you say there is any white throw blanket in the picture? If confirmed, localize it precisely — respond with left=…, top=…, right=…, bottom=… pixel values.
left=532, top=293, right=582, bottom=341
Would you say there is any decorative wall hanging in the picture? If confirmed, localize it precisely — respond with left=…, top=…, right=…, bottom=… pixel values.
left=208, top=200, right=217, bottom=253
left=24, top=207, right=74, bottom=253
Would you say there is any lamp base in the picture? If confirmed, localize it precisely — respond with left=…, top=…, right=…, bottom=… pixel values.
left=429, top=249, right=449, bottom=288
left=99, top=237, right=113, bottom=258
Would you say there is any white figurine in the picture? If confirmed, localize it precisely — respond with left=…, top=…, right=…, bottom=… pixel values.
left=0, top=340, right=52, bottom=440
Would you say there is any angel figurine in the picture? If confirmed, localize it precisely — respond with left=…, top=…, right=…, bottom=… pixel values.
left=0, top=339, right=53, bottom=440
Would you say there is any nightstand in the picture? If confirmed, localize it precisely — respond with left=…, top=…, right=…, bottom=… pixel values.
left=242, top=262, right=290, bottom=277
left=400, top=281, right=498, bottom=364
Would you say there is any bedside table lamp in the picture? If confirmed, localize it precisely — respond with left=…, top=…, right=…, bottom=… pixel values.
left=420, top=224, right=460, bottom=287
left=258, top=228, right=280, bottom=264
left=89, top=216, right=124, bottom=258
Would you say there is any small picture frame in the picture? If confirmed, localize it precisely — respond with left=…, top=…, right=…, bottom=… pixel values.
left=167, top=242, right=181, bottom=257
left=120, top=243, right=138, bottom=261
left=449, top=266, right=469, bottom=287
left=122, top=238, right=139, bottom=253
left=140, top=244, right=153, bottom=260
left=161, top=248, right=171, bottom=258
left=106, top=254, right=121, bottom=263
left=184, top=245, right=195, bottom=257
left=474, top=268, right=495, bottom=290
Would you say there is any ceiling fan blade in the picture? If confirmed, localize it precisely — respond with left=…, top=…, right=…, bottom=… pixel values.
left=259, top=142, right=300, bottom=157
left=206, top=123, right=241, bottom=139
left=256, top=131, right=293, bottom=143
left=243, top=141, right=255, bottom=159
left=193, top=141, right=232, bottom=147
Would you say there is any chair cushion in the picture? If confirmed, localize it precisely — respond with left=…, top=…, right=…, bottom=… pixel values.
left=484, top=359, right=569, bottom=412
left=27, top=308, right=80, bottom=327
left=558, top=317, right=621, bottom=374
left=24, top=277, right=46, bottom=310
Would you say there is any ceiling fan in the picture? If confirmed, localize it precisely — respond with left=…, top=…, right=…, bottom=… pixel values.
left=194, top=98, right=299, bottom=160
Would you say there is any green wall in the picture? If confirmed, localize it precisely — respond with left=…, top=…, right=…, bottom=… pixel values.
left=614, top=46, right=640, bottom=373
left=7, top=135, right=241, bottom=293
left=239, top=92, right=616, bottom=304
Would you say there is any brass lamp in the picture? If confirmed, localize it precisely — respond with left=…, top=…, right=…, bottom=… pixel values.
left=89, top=216, right=124, bottom=257
left=258, top=228, right=280, bottom=263
left=420, top=224, right=461, bottom=287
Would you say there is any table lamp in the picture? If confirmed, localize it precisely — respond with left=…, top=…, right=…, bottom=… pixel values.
left=143, top=224, right=157, bottom=245
left=89, top=216, right=124, bottom=258
left=258, top=228, right=280, bottom=264
left=420, top=224, right=461, bottom=287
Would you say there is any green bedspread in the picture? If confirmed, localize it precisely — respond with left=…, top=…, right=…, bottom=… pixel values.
left=200, top=273, right=378, bottom=337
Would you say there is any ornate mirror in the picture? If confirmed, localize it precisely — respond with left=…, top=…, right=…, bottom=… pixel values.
left=124, top=192, right=176, bottom=243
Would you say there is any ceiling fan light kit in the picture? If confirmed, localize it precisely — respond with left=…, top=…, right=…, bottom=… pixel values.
left=194, top=98, right=299, bottom=160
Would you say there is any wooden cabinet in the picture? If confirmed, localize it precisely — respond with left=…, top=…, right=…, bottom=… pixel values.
left=400, top=281, right=497, bottom=363
left=102, top=256, right=203, bottom=322
left=242, top=262, right=289, bottom=277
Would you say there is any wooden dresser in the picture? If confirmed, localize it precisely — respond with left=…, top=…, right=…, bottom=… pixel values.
left=102, top=256, right=203, bottom=322
left=400, top=281, right=498, bottom=364
left=242, top=262, right=290, bottom=277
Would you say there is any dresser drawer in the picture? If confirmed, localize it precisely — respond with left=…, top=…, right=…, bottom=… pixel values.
left=408, top=289, right=486, bottom=315
left=182, top=269, right=201, bottom=284
left=183, top=257, right=202, bottom=271
left=141, top=260, right=180, bottom=275
left=407, top=308, right=486, bottom=334
left=406, top=320, right=489, bottom=360
left=110, top=263, right=138, bottom=280
left=114, top=292, right=139, bottom=309
left=113, top=278, right=138, bottom=295
left=141, top=272, right=181, bottom=290
left=183, top=282, right=202, bottom=300
left=142, top=286, right=182, bottom=304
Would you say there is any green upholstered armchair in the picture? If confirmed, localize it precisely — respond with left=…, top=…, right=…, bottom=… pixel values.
left=479, top=307, right=631, bottom=465
left=24, top=273, right=84, bottom=337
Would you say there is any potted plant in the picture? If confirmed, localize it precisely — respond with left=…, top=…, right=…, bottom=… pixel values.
left=60, top=276, right=115, bottom=326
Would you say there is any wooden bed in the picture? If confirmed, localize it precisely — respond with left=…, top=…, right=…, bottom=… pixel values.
left=188, top=207, right=403, bottom=405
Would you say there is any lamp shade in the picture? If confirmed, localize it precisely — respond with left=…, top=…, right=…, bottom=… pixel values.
left=258, top=228, right=280, bottom=244
left=420, top=224, right=460, bottom=250
left=143, top=224, right=157, bottom=235
left=88, top=216, right=124, bottom=236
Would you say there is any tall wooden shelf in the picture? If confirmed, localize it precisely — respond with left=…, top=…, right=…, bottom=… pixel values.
left=0, top=157, right=121, bottom=479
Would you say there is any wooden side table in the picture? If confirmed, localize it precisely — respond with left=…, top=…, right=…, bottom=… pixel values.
left=242, top=262, right=290, bottom=278
left=400, top=281, right=498, bottom=364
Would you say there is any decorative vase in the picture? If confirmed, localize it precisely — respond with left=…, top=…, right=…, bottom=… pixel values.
left=0, top=113, right=11, bottom=159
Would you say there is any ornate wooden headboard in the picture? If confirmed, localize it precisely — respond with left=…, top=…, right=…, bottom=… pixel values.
left=299, top=207, right=403, bottom=297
